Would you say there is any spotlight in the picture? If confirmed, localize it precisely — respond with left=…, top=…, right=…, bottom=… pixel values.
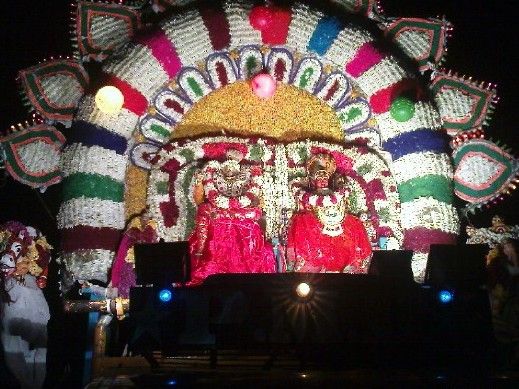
left=166, top=379, right=177, bottom=385
left=295, top=282, right=311, bottom=299
left=95, top=85, right=124, bottom=114
left=158, top=288, right=173, bottom=303
left=438, top=289, right=454, bottom=304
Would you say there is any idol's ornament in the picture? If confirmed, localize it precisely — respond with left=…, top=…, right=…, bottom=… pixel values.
left=0, top=221, right=52, bottom=389
left=3, top=0, right=518, bottom=284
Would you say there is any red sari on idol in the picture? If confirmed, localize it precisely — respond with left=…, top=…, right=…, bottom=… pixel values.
left=287, top=210, right=372, bottom=273
left=188, top=202, right=276, bottom=285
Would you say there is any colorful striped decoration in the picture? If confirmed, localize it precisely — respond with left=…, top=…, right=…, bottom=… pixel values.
left=62, top=173, right=124, bottom=203
left=382, top=129, right=449, bottom=160
left=397, top=175, right=454, bottom=204
left=403, top=228, right=457, bottom=253
left=307, top=16, right=343, bottom=56
left=199, top=4, right=231, bottom=50
left=61, top=226, right=122, bottom=253
left=102, top=76, right=148, bottom=116
left=66, top=121, right=128, bottom=155
left=346, top=42, right=386, bottom=78
left=136, top=29, right=183, bottom=79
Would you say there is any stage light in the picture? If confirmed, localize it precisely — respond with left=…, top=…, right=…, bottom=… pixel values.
left=158, top=288, right=173, bottom=303
left=295, top=282, right=311, bottom=298
left=438, top=289, right=454, bottom=304
left=166, top=379, right=177, bottom=385
left=95, top=85, right=124, bottom=114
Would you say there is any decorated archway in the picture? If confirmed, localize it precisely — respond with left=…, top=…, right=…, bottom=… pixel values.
left=5, top=1, right=515, bottom=285
left=57, top=1, right=460, bottom=282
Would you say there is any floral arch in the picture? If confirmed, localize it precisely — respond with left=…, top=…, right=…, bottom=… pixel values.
left=54, top=0, right=461, bottom=283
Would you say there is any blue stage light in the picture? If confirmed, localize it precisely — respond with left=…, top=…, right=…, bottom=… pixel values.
left=158, top=289, right=173, bottom=303
left=166, top=379, right=177, bottom=385
left=438, top=289, right=454, bottom=304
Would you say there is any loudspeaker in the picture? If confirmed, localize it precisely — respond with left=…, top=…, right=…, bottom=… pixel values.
left=134, top=242, right=191, bottom=286
left=425, top=244, right=488, bottom=287
left=368, top=250, right=414, bottom=281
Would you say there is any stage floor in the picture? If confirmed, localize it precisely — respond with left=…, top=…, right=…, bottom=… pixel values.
left=86, top=369, right=519, bottom=388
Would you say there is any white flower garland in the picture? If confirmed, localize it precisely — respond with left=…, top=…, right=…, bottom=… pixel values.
left=57, top=198, right=126, bottom=230
left=400, top=198, right=460, bottom=234
left=295, top=187, right=349, bottom=208
left=61, top=143, right=127, bottom=179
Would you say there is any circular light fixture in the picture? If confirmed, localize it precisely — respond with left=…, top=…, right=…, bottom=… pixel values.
left=438, top=289, right=454, bottom=304
left=95, top=85, right=124, bottom=114
left=158, top=288, right=173, bottom=303
left=295, top=282, right=311, bottom=298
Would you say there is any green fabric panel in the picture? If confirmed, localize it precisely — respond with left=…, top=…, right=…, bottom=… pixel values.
left=398, top=174, right=454, bottom=204
left=62, top=173, right=124, bottom=202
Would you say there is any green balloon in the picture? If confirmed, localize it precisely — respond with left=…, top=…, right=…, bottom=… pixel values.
left=390, top=96, right=415, bottom=122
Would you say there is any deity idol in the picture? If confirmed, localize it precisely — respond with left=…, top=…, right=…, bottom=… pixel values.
left=188, top=151, right=276, bottom=284
left=286, top=153, right=372, bottom=273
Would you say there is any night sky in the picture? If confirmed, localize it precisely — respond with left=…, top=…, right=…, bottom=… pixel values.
left=1, top=0, right=518, bottom=236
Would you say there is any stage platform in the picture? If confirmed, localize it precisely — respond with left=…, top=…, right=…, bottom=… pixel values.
left=86, top=368, right=519, bottom=388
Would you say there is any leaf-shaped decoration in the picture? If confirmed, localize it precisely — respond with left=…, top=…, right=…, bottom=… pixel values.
left=385, top=18, right=451, bottom=72
left=453, top=139, right=518, bottom=204
left=431, top=71, right=498, bottom=136
left=74, top=1, right=142, bottom=61
left=0, top=125, right=66, bottom=188
left=18, top=60, right=89, bottom=124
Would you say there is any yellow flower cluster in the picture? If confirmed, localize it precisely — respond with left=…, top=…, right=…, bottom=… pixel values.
left=174, top=82, right=344, bottom=142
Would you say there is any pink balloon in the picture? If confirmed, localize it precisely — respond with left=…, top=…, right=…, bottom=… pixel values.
left=251, top=73, right=277, bottom=99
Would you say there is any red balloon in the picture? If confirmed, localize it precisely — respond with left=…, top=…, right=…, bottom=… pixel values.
left=249, top=6, right=272, bottom=30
